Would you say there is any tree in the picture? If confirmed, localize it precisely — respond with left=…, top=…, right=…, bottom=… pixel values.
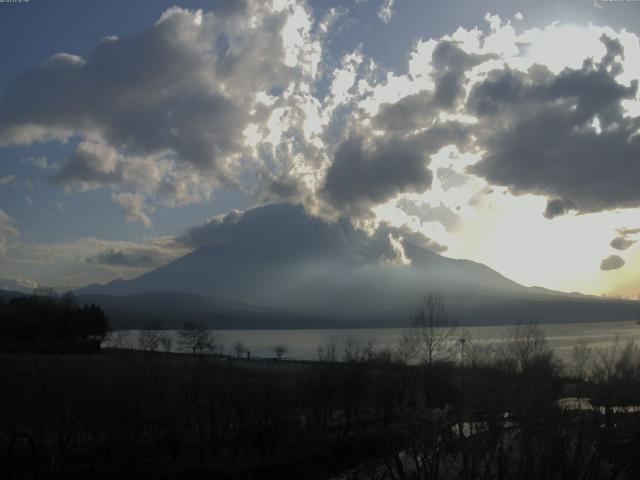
left=159, top=333, right=173, bottom=353
left=272, top=344, right=288, bottom=360
left=400, top=292, right=457, bottom=404
left=177, top=322, right=211, bottom=355
left=138, top=329, right=162, bottom=352
left=207, top=332, right=225, bottom=357
left=232, top=340, right=247, bottom=358
left=401, top=292, right=457, bottom=367
left=499, top=319, right=555, bottom=373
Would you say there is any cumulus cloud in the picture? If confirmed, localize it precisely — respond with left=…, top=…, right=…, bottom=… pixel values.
left=600, top=254, right=625, bottom=271
left=3, top=5, right=640, bottom=234
left=322, top=122, right=471, bottom=216
left=0, top=2, right=321, bottom=218
left=112, top=192, right=153, bottom=227
left=468, top=35, right=640, bottom=217
left=0, top=210, right=19, bottom=255
left=373, top=41, right=494, bottom=133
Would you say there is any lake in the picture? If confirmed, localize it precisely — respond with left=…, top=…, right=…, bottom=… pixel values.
left=108, top=320, right=640, bottom=364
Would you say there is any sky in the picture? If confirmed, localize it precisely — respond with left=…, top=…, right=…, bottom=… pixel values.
left=0, top=0, right=639, bottom=298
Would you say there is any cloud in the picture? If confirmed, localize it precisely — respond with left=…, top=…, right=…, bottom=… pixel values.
left=321, top=122, right=471, bottom=217
left=611, top=236, right=636, bottom=250
left=437, top=167, right=469, bottom=191
left=618, top=227, right=640, bottom=236
left=86, top=247, right=175, bottom=269
left=111, top=192, right=152, bottom=227
left=377, top=0, right=395, bottom=23
left=0, top=210, right=19, bottom=255
left=0, top=235, right=188, bottom=289
left=373, top=41, right=494, bottom=133
left=21, top=156, right=52, bottom=170
left=543, top=199, right=578, bottom=220
left=374, top=221, right=448, bottom=255
left=0, top=175, right=16, bottom=186
left=0, top=277, right=39, bottom=293
left=467, top=35, right=640, bottom=217
left=600, top=254, right=625, bottom=271
left=0, top=3, right=319, bottom=211
left=397, top=198, right=459, bottom=231
left=176, top=203, right=447, bottom=267
left=610, top=226, right=640, bottom=250
left=3, top=6, right=640, bottom=237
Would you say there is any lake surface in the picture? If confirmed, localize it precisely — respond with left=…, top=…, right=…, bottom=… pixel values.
left=108, top=320, right=640, bottom=364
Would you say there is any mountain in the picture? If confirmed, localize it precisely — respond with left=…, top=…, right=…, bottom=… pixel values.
left=78, top=203, right=640, bottom=327
left=75, top=291, right=344, bottom=330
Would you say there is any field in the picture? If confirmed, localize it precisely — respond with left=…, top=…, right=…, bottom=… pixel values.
left=3, top=331, right=640, bottom=479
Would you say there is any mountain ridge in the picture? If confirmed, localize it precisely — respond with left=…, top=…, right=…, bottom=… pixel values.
left=77, top=203, right=640, bottom=326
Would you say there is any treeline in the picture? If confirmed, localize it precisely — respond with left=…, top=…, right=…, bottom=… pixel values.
left=0, top=292, right=108, bottom=352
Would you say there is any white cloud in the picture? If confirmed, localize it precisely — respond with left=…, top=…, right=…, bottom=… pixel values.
left=377, top=0, right=395, bottom=23
left=111, top=192, right=153, bottom=227
left=0, top=174, right=16, bottom=186
left=0, top=210, right=19, bottom=255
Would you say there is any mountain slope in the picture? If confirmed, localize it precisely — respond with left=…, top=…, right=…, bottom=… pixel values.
left=78, top=203, right=639, bottom=325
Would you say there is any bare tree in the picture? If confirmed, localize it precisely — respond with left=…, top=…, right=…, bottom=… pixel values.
left=177, top=322, right=211, bottom=355
left=401, top=292, right=457, bottom=368
left=232, top=340, right=247, bottom=358
left=159, top=333, right=173, bottom=353
left=499, top=319, right=554, bottom=373
left=109, top=330, right=132, bottom=350
left=207, top=332, right=225, bottom=357
left=342, top=335, right=376, bottom=363
left=272, top=344, right=288, bottom=360
left=571, top=338, right=593, bottom=380
left=138, top=323, right=163, bottom=352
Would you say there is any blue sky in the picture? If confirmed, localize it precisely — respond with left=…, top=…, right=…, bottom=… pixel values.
left=1, top=0, right=640, bottom=296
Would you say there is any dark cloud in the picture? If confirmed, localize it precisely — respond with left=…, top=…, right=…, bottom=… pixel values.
left=467, top=35, right=640, bottom=217
left=254, top=172, right=310, bottom=205
left=600, top=254, right=625, bottom=271
left=87, top=247, right=175, bottom=269
left=611, top=236, right=636, bottom=251
left=373, top=41, right=494, bottom=132
left=176, top=203, right=446, bottom=268
left=543, top=199, right=577, bottom=219
left=610, top=226, right=640, bottom=250
left=322, top=122, right=471, bottom=216
left=0, top=5, right=296, bottom=193
left=55, top=141, right=122, bottom=186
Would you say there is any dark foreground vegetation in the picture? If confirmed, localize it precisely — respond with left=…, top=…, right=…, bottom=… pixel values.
left=0, top=291, right=108, bottom=353
left=2, top=292, right=640, bottom=479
